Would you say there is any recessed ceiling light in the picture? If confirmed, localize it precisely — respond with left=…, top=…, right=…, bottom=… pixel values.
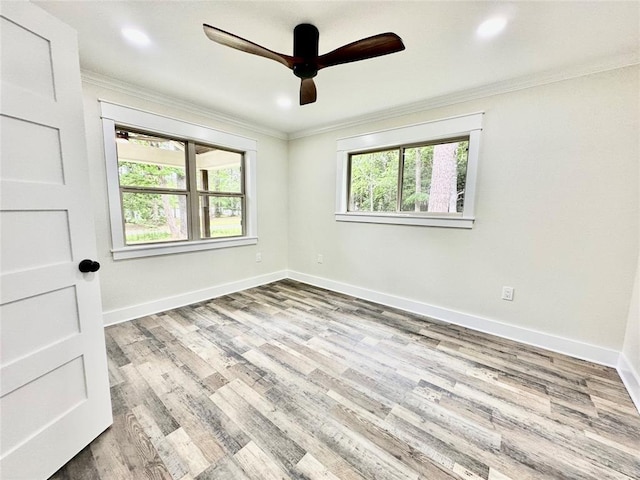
left=477, top=17, right=507, bottom=38
left=121, top=27, right=151, bottom=47
left=276, top=96, right=293, bottom=109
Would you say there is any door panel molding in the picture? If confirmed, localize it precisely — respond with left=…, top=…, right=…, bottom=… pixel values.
left=0, top=2, right=112, bottom=478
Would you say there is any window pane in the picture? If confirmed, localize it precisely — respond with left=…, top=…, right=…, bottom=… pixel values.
left=122, top=192, right=188, bottom=244
left=200, top=196, right=242, bottom=238
left=116, top=130, right=186, bottom=189
left=401, top=140, right=468, bottom=213
left=196, top=145, right=242, bottom=193
left=349, top=149, right=399, bottom=212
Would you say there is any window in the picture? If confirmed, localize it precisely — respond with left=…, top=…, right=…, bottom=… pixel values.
left=336, top=112, right=482, bottom=228
left=115, top=129, right=245, bottom=245
left=101, top=102, right=257, bottom=259
left=349, top=137, right=469, bottom=214
left=195, top=144, right=244, bottom=239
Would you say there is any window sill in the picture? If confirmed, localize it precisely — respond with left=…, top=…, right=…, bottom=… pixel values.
left=112, top=236, right=258, bottom=260
left=335, top=213, right=474, bottom=229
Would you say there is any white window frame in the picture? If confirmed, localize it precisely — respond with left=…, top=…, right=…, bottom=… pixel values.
left=335, top=112, right=483, bottom=229
left=100, top=101, right=258, bottom=260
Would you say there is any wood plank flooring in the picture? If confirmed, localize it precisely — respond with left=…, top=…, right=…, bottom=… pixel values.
left=50, top=280, right=640, bottom=480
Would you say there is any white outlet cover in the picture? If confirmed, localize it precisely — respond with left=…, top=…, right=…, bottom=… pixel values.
left=502, top=286, right=514, bottom=301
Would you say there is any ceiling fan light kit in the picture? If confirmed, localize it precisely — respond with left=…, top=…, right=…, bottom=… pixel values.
left=203, top=22, right=405, bottom=105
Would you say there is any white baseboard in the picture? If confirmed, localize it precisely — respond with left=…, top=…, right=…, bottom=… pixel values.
left=287, top=271, right=620, bottom=368
left=101, top=269, right=636, bottom=411
left=102, top=270, right=288, bottom=326
left=617, top=353, right=640, bottom=414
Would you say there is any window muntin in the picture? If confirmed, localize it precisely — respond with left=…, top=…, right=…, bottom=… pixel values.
left=348, top=137, right=469, bottom=216
left=115, top=127, right=245, bottom=246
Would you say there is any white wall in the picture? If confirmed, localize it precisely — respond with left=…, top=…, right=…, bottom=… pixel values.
left=82, top=66, right=638, bottom=369
left=81, top=82, right=289, bottom=322
left=288, top=66, right=639, bottom=355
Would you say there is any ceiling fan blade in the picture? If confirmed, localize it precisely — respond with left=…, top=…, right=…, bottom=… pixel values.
left=203, top=24, right=295, bottom=69
left=317, top=33, right=405, bottom=70
left=300, top=78, right=317, bottom=105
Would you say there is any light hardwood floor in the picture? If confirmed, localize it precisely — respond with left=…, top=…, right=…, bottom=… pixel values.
left=51, top=280, right=640, bottom=480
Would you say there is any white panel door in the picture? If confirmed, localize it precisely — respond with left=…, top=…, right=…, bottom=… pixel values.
left=0, top=2, right=112, bottom=479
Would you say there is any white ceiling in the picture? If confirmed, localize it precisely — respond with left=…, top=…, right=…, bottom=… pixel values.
left=34, top=1, right=639, bottom=136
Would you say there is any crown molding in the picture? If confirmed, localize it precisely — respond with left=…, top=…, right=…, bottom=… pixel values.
left=81, top=70, right=288, bottom=140
left=83, top=51, right=638, bottom=143
left=288, top=52, right=640, bottom=140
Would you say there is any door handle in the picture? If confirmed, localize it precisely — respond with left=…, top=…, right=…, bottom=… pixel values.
left=78, top=259, right=100, bottom=273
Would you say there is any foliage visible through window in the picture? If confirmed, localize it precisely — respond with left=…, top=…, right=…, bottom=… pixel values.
left=349, top=138, right=469, bottom=214
left=195, top=144, right=243, bottom=239
left=116, top=129, right=244, bottom=245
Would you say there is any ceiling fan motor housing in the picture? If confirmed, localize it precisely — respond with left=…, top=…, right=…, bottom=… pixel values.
left=293, top=23, right=319, bottom=78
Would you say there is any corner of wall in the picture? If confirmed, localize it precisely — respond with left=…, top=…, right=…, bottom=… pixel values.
left=618, top=352, right=640, bottom=414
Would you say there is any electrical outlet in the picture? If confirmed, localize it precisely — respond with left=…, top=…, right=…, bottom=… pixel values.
left=317, top=254, right=323, bottom=264
left=502, top=286, right=514, bottom=301
left=255, top=252, right=262, bottom=263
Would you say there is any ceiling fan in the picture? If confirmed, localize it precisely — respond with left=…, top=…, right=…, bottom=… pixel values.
left=203, top=23, right=405, bottom=105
